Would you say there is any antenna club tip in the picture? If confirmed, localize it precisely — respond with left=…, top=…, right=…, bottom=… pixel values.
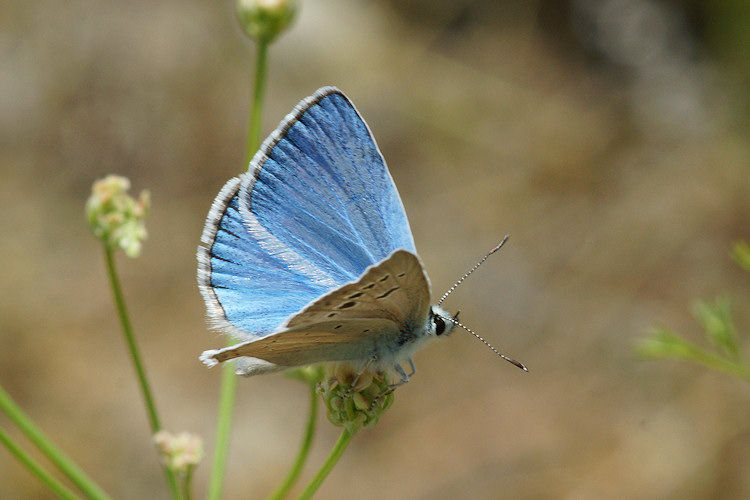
left=510, top=359, right=528, bottom=372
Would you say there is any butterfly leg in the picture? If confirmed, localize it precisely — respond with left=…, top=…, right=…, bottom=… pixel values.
left=367, top=364, right=409, bottom=412
left=344, top=355, right=377, bottom=397
left=390, top=363, right=411, bottom=388
left=406, top=357, right=416, bottom=378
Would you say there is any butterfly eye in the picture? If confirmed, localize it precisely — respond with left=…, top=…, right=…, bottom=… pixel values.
left=434, top=315, right=446, bottom=336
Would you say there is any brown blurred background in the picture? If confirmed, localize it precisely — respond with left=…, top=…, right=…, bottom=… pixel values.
left=1, top=0, right=748, bottom=498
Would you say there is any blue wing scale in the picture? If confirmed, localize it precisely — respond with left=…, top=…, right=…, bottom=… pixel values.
left=197, top=87, right=415, bottom=340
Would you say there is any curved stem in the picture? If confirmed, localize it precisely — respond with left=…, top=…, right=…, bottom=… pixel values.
left=268, top=384, right=318, bottom=500
left=208, top=38, right=271, bottom=500
left=0, top=386, right=110, bottom=500
left=0, top=427, right=81, bottom=500
left=297, top=429, right=354, bottom=500
left=103, top=247, right=180, bottom=499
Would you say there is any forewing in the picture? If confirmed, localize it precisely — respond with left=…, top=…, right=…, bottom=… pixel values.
left=238, top=87, right=416, bottom=286
left=197, top=87, right=416, bottom=340
left=200, top=250, right=431, bottom=371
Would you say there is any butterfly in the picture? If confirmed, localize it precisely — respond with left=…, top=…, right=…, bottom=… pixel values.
left=197, top=87, right=525, bottom=383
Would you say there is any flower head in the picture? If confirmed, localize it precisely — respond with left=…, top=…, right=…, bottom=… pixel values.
left=318, top=364, right=394, bottom=433
left=153, top=431, right=204, bottom=475
left=86, top=175, right=150, bottom=257
left=236, top=0, right=297, bottom=45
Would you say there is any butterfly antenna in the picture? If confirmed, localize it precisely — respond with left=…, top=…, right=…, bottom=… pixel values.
left=437, top=235, right=509, bottom=306
left=445, top=316, right=528, bottom=372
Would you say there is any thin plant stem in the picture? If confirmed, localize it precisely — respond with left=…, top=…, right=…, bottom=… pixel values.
left=0, top=427, right=81, bottom=500
left=244, top=40, right=269, bottom=165
left=297, top=429, right=355, bottom=500
left=268, top=383, right=318, bottom=500
left=102, top=246, right=180, bottom=499
left=208, top=39, right=271, bottom=500
left=183, top=466, right=195, bottom=500
left=207, top=361, right=237, bottom=500
left=0, top=386, right=111, bottom=500
left=103, top=247, right=160, bottom=430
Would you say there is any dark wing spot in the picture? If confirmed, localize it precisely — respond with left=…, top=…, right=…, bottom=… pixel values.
left=334, top=325, right=342, bottom=329
left=397, top=272, right=406, bottom=277
left=327, top=313, right=337, bottom=318
left=338, top=301, right=357, bottom=309
left=378, top=274, right=390, bottom=282
left=362, top=329, right=370, bottom=333
left=376, top=287, right=399, bottom=299
left=347, top=291, right=364, bottom=299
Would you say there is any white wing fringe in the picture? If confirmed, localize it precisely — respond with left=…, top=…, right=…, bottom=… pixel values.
left=199, top=349, right=221, bottom=368
left=199, top=347, right=284, bottom=376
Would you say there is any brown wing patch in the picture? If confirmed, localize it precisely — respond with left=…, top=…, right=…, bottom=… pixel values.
left=208, top=250, right=432, bottom=369
left=284, top=250, right=430, bottom=330
left=217, top=318, right=397, bottom=366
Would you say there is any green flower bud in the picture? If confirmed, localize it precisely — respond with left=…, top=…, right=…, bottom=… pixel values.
left=236, top=0, right=298, bottom=45
left=153, top=431, right=204, bottom=475
left=86, top=175, right=150, bottom=257
left=318, top=365, right=394, bottom=433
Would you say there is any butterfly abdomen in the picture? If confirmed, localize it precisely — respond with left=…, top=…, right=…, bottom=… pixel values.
left=368, top=317, right=431, bottom=367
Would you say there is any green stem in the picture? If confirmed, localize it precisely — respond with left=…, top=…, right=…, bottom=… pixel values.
left=0, top=427, right=81, bottom=500
left=208, top=38, right=271, bottom=500
left=103, top=247, right=160, bottom=430
left=102, top=247, right=180, bottom=499
left=207, top=360, right=237, bottom=500
left=268, top=384, right=318, bottom=500
left=183, top=466, right=195, bottom=500
left=0, top=386, right=110, bottom=500
left=244, top=40, right=269, bottom=166
left=297, top=429, right=355, bottom=500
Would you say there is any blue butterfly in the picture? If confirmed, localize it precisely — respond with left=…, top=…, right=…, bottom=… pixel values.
left=198, top=87, right=525, bottom=382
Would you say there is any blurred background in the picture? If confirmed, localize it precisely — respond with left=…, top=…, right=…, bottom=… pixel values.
left=1, top=0, right=748, bottom=498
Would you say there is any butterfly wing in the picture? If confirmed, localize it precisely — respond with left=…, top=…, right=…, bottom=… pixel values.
left=238, top=87, right=416, bottom=281
left=197, top=87, right=416, bottom=340
left=200, top=250, right=431, bottom=375
left=197, top=177, right=333, bottom=340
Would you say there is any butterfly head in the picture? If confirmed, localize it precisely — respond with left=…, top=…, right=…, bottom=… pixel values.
left=427, top=305, right=457, bottom=337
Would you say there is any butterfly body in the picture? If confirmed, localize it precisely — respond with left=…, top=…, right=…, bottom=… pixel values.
left=198, top=87, right=455, bottom=380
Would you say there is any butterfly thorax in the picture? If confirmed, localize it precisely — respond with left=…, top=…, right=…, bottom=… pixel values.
left=369, top=305, right=455, bottom=371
